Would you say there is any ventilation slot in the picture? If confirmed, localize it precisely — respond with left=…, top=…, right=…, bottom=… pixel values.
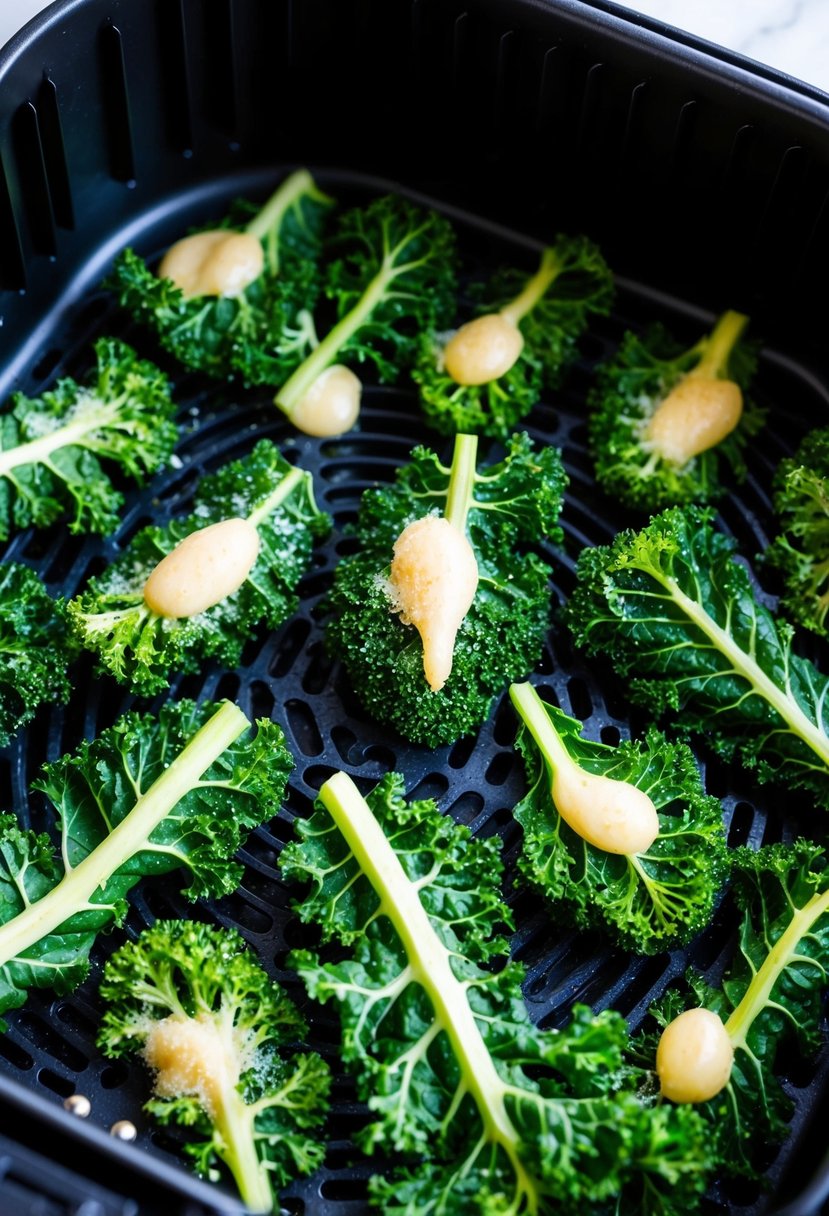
left=804, top=183, right=829, bottom=264
left=0, top=154, right=25, bottom=290
left=575, top=61, right=607, bottom=157
left=754, top=144, right=808, bottom=292
left=410, top=0, right=425, bottom=86
left=98, top=21, right=135, bottom=183
left=720, top=121, right=758, bottom=236
left=287, top=698, right=324, bottom=758
left=11, top=101, right=56, bottom=256
left=708, top=121, right=759, bottom=295
left=492, top=28, right=515, bottom=150
left=35, top=76, right=73, bottom=229
left=451, top=10, right=471, bottom=96
left=535, top=44, right=561, bottom=135
left=723, top=122, right=756, bottom=186
left=669, top=98, right=698, bottom=175
left=198, top=0, right=238, bottom=139
left=533, top=43, right=573, bottom=216
left=795, top=180, right=829, bottom=318
left=620, top=80, right=648, bottom=170
left=155, top=0, right=194, bottom=152
left=228, top=0, right=301, bottom=148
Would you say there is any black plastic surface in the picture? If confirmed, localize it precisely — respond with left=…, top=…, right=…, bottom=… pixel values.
left=1, top=2, right=829, bottom=1215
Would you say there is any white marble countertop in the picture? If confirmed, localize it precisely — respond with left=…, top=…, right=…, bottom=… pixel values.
left=612, top=0, right=829, bottom=94
left=2, top=0, right=829, bottom=96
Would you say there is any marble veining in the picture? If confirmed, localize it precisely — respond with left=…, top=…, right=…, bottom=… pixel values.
left=609, top=0, right=829, bottom=93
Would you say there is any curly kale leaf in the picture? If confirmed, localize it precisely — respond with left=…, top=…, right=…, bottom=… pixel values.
left=0, top=561, right=76, bottom=745
left=641, top=842, right=829, bottom=1179
left=326, top=433, right=566, bottom=746
left=98, top=920, right=330, bottom=1209
left=283, top=771, right=713, bottom=1216
left=328, top=552, right=550, bottom=747
left=765, top=426, right=829, bottom=636
left=589, top=312, right=764, bottom=510
left=510, top=682, right=729, bottom=953
left=354, top=431, right=567, bottom=556
left=566, top=505, right=829, bottom=805
left=68, top=439, right=330, bottom=694
left=0, top=699, right=292, bottom=1018
left=414, top=235, right=614, bottom=438
left=109, top=170, right=332, bottom=383
left=275, top=194, right=457, bottom=423
left=0, top=338, right=177, bottom=540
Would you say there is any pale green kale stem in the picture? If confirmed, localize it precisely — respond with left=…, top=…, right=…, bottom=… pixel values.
left=0, top=701, right=249, bottom=969
left=318, top=771, right=543, bottom=1214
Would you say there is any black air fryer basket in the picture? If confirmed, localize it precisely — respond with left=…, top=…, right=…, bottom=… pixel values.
left=2, top=1, right=829, bottom=1213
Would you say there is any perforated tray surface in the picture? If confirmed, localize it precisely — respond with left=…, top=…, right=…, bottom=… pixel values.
left=0, top=173, right=828, bottom=1216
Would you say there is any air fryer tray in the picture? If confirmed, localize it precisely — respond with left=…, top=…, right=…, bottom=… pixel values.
left=0, top=162, right=828, bottom=1216
left=3, top=0, right=826, bottom=1206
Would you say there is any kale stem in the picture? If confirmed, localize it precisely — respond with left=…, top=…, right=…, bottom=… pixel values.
left=724, top=885, right=829, bottom=1050
left=318, top=771, right=540, bottom=1214
left=500, top=247, right=562, bottom=326
left=274, top=264, right=392, bottom=419
left=443, top=434, right=479, bottom=532
left=509, top=681, right=574, bottom=779
left=0, top=399, right=123, bottom=477
left=0, top=701, right=250, bottom=969
left=693, top=310, right=748, bottom=379
left=244, top=170, right=330, bottom=243
left=653, top=569, right=829, bottom=770
left=245, top=466, right=307, bottom=530
left=211, top=1036, right=272, bottom=1211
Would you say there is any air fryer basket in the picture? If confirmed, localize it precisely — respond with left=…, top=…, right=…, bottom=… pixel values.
left=2, top=2, right=829, bottom=1214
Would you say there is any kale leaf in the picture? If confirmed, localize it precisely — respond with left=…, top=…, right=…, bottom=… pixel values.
left=99, top=920, right=330, bottom=1209
left=68, top=439, right=330, bottom=694
left=0, top=699, right=292, bottom=1018
left=110, top=169, right=332, bottom=383
left=0, top=561, right=76, bottom=745
left=283, top=770, right=713, bottom=1215
left=0, top=337, right=176, bottom=539
left=326, top=432, right=566, bottom=746
left=589, top=313, right=763, bottom=510
left=566, top=505, right=829, bottom=805
left=765, top=426, right=829, bottom=636
left=510, top=682, right=729, bottom=953
left=414, top=235, right=613, bottom=438
left=275, top=193, right=457, bottom=432
left=640, top=842, right=829, bottom=1179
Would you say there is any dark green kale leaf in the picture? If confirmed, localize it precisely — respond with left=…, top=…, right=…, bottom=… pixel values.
left=109, top=169, right=332, bottom=383
left=0, top=561, right=76, bottom=745
left=589, top=312, right=764, bottom=510
left=765, top=426, right=829, bottom=636
left=0, top=699, right=292, bottom=1018
left=275, top=194, right=458, bottom=430
left=640, top=842, right=829, bottom=1179
left=510, top=682, right=729, bottom=953
left=98, top=920, right=330, bottom=1210
left=414, top=235, right=614, bottom=438
left=283, top=770, right=713, bottom=1216
left=356, top=430, right=567, bottom=557
left=326, top=433, right=566, bottom=746
left=68, top=439, right=330, bottom=694
left=0, top=337, right=177, bottom=539
left=566, top=505, right=829, bottom=806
